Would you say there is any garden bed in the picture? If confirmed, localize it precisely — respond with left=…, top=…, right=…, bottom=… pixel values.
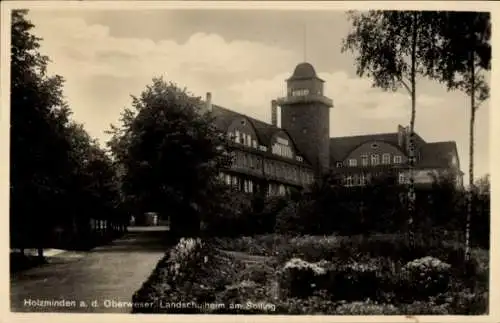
left=132, top=234, right=489, bottom=315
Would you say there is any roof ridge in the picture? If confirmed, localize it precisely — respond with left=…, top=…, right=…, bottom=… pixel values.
left=212, top=104, right=277, bottom=129
left=330, top=132, right=397, bottom=139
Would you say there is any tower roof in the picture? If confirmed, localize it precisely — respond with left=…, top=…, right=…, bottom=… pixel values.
left=288, top=62, right=324, bottom=82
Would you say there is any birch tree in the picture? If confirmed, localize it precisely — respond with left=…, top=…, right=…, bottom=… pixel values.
left=425, top=11, right=490, bottom=260
left=342, top=10, right=442, bottom=248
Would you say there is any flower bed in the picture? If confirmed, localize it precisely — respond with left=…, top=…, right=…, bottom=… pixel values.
left=134, top=234, right=489, bottom=315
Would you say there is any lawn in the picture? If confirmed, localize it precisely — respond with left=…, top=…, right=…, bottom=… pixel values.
left=132, top=233, right=489, bottom=315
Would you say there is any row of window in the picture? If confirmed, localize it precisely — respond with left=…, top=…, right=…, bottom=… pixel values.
left=343, top=172, right=412, bottom=187
left=268, top=183, right=288, bottom=196
left=229, top=130, right=257, bottom=148
left=340, top=154, right=403, bottom=168
left=228, top=129, right=303, bottom=162
left=220, top=173, right=291, bottom=196
left=222, top=173, right=255, bottom=193
left=263, top=160, right=314, bottom=185
left=231, top=151, right=313, bottom=185
left=233, top=151, right=261, bottom=170
left=271, top=142, right=293, bottom=159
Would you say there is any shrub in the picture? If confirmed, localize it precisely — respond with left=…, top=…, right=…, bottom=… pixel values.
left=278, top=258, right=327, bottom=299
left=238, top=262, right=275, bottom=285
left=397, top=257, right=452, bottom=301
left=324, top=259, right=384, bottom=301
left=132, top=237, right=207, bottom=313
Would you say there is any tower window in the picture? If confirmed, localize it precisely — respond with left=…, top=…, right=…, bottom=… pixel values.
left=291, top=89, right=310, bottom=97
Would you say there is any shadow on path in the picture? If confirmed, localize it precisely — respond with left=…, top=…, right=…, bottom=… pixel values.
left=10, top=226, right=171, bottom=314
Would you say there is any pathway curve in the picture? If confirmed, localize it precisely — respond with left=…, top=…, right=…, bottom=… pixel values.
left=10, top=226, right=170, bottom=314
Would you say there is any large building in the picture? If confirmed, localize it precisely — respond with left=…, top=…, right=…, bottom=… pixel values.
left=205, top=62, right=463, bottom=195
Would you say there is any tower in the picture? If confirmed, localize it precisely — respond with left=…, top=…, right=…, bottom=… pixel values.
left=275, top=62, right=333, bottom=176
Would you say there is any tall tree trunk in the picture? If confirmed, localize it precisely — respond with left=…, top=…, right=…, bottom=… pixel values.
left=465, top=51, right=476, bottom=262
left=407, top=12, right=418, bottom=249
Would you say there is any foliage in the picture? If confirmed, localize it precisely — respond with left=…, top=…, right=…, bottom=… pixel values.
left=107, top=78, right=232, bottom=238
left=342, top=10, right=441, bottom=92
left=10, top=10, right=125, bottom=255
left=399, top=257, right=452, bottom=300
left=425, top=11, right=491, bottom=99
left=132, top=240, right=248, bottom=314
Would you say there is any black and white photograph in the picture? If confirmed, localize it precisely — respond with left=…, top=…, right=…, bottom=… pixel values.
left=1, top=1, right=495, bottom=319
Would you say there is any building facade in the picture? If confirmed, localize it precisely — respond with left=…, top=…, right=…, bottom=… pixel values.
left=204, top=62, right=463, bottom=195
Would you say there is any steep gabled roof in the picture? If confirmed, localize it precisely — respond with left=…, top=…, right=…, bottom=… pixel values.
left=329, top=133, right=399, bottom=162
left=210, top=104, right=309, bottom=164
left=211, top=104, right=279, bottom=146
left=329, top=130, right=458, bottom=170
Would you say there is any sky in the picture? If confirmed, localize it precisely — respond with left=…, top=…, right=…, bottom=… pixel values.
left=25, top=7, right=490, bottom=182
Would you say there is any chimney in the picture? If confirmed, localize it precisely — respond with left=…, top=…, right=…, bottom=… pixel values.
left=271, top=100, right=278, bottom=127
left=205, top=92, right=212, bottom=112
left=397, top=125, right=405, bottom=147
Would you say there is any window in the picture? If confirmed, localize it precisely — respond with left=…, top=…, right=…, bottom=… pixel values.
left=349, top=159, right=357, bottom=167
left=345, top=176, right=353, bottom=187
left=398, top=172, right=407, bottom=184
left=296, top=156, right=303, bottom=162
left=336, top=162, right=343, bottom=168
left=232, top=176, right=238, bottom=188
left=291, top=89, right=310, bottom=97
left=361, top=155, right=368, bottom=166
left=371, top=154, right=380, bottom=166
left=371, top=143, right=379, bottom=149
left=225, top=175, right=231, bottom=185
left=228, top=132, right=234, bottom=140
left=394, top=155, right=402, bottom=164
left=252, top=140, right=257, bottom=148
left=359, top=174, right=366, bottom=186
left=382, top=153, right=391, bottom=165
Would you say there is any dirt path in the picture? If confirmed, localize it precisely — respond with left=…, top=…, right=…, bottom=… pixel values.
left=10, top=226, right=170, bottom=313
